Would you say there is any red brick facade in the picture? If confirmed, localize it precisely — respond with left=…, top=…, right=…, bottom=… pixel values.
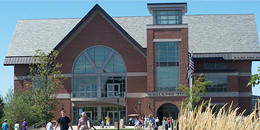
left=11, top=4, right=254, bottom=125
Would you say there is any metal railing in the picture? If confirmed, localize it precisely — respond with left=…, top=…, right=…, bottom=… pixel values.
left=72, top=91, right=126, bottom=98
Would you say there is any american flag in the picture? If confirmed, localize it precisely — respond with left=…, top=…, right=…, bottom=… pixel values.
left=189, top=56, right=194, bottom=78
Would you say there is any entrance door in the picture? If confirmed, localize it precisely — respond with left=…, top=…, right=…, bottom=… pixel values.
left=107, top=111, right=120, bottom=125
left=107, top=84, right=120, bottom=97
left=79, top=84, right=92, bottom=98
left=85, top=111, right=92, bottom=120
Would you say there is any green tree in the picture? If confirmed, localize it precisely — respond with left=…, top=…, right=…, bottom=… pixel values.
left=0, top=94, right=4, bottom=119
left=1, top=88, right=36, bottom=130
left=28, top=49, right=66, bottom=124
left=176, top=74, right=212, bottom=112
left=247, top=67, right=260, bottom=87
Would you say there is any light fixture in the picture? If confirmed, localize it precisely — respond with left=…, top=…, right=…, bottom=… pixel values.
left=139, top=100, right=141, bottom=105
left=61, top=104, right=64, bottom=110
left=139, top=100, right=141, bottom=117
left=116, top=93, right=120, bottom=99
left=135, top=103, right=137, bottom=109
left=148, top=102, right=150, bottom=109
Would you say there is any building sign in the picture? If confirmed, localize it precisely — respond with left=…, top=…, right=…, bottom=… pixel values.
left=146, top=92, right=185, bottom=97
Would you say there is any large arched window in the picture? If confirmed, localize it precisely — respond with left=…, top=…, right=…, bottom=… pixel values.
left=72, top=46, right=127, bottom=98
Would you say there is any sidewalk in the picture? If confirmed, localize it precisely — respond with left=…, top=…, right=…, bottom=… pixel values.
left=32, top=125, right=165, bottom=130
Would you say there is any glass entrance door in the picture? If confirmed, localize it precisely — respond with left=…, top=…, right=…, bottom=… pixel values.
left=107, top=84, right=120, bottom=97
left=107, top=111, right=120, bottom=125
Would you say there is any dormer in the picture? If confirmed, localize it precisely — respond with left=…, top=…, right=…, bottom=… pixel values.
left=147, top=3, right=187, bottom=25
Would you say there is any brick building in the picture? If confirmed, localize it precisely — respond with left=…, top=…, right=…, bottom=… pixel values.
left=4, top=3, right=260, bottom=125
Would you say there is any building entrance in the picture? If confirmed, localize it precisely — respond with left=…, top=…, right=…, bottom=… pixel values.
left=107, top=111, right=120, bottom=125
left=157, top=103, right=179, bottom=125
left=85, top=111, right=92, bottom=121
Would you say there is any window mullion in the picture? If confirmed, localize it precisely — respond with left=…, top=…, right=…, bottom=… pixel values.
left=101, top=50, right=115, bottom=70
left=84, top=51, right=98, bottom=70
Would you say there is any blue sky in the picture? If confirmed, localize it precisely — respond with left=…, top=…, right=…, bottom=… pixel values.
left=0, top=0, right=260, bottom=97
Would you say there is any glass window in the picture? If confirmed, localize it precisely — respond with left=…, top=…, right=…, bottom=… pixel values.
left=156, top=42, right=179, bottom=91
left=204, top=62, right=226, bottom=69
left=156, top=10, right=180, bottom=25
left=205, top=77, right=227, bottom=92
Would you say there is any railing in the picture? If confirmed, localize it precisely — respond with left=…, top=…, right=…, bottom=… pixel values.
left=72, top=91, right=126, bottom=98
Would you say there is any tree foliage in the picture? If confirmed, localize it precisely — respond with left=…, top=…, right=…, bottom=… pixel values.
left=0, top=94, right=4, bottom=120
left=27, top=49, right=66, bottom=124
left=176, top=74, right=212, bottom=112
left=247, top=67, right=260, bottom=88
left=1, top=88, right=37, bottom=130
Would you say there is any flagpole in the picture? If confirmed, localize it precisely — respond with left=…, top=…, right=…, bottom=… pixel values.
left=189, top=51, right=193, bottom=110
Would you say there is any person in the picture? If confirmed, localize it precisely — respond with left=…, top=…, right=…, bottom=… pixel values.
left=167, top=118, right=171, bottom=128
left=14, top=120, right=20, bottom=130
left=133, top=118, right=139, bottom=130
left=46, top=119, right=53, bottom=130
left=22, top=119, right=27, bottom=130
left=138, top=117, right=142, bottom=130
left=105, top=116, right=110, bottom=128
left=55, top=110, right=73, bottom=130
left=99, top=117, right=102, bottom=128
left=144, top=116, right=148, bottom=128
left=78, top=112, right=92, bottom=130
left=2, top=119, right=9, bottom=130
left=148, top=114, right=154, bottom=130
left=129, top=117, right=133, bottom=126
left=155, top=117, right=159, bottom=127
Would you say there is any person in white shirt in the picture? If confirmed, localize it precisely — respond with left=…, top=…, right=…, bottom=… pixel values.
left=155, top=117, right=159, bottom=127
left=46, top=119, right=53, bottom=130
left=133, top=118, right=139, bottom=130
left=14, top=120, right=19, bottom=130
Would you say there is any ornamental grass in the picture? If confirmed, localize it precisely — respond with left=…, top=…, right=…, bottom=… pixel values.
left=178, top=100, right=260, bottom=130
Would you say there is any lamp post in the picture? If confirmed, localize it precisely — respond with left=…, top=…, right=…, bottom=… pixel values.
left=148, top=102, right=150, bottom=109
left=138, top=100, right=141, bottom=117
left=61, top=104, right=64, bottom=110
left=116, top=93, right=120, bottom=130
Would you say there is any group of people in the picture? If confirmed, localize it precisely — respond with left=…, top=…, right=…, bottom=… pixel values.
left=98, top=116, right=110, bottom=128
left=2, top=119, right=28, bottom=130
left=128, top=114, right=160, bottom=130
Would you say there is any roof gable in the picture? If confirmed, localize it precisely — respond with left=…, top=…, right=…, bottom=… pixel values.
left=54, top=4, right=146, bottom=58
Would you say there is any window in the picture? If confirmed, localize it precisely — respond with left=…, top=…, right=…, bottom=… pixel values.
left=72, top=46, right=126, bottom=98
left=204, top=62, right=226, bottom=69
left=156, top=10, right=180, bottom=24
left=211, top=103, right=225, bottom=115
left=156, top=42, right=179, bottom=91
left=205, top=77, right=227, bottom=92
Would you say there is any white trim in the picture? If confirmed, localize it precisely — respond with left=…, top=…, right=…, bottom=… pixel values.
left=193, top=72, right=251, bottom=77
left=127, top=72, right=147, bottom=76
left=201, top=92, right=250, bottom=97
left=55, top=93, right=71, bottom=99
left=127, top=93, right=146, bottom=98
left=147, top=24, right=188, bottom=29
left=153, top=39, right=181, bottom=42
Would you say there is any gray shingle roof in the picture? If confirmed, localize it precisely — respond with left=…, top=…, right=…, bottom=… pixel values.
left=183, top=14, right=260, bottom=53
left=5, top=14, right=260, bottom=58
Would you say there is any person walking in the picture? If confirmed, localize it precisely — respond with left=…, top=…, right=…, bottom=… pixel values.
left=155, top=117, right=159, bottom=127
left=2, top=119, right=9, bottom=130
left=133, top=118, right=139, bottom=130
left=46, top=119, right=53, bottom=130
left=78, top=112, right=92, bottom=130
left=148, top=114, right=154, bottom=130
left=105, top=116, right=110, bottom=128
left=54, top=110, right=73, bottom=130
left=22, top=119, right=27, bottom=130
left=14, top=120, right=20, bottom=130
left=99, top=117, right=102, bottom=128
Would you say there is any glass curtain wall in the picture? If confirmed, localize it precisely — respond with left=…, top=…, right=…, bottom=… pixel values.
left=156, top=42, right=179, bottom=91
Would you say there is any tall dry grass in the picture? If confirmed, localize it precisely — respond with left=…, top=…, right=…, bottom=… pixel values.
left=178, top=100, right=260, bottom=130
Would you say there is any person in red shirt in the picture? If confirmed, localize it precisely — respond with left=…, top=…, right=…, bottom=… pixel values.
left=167, top=118, right=171, bottom=128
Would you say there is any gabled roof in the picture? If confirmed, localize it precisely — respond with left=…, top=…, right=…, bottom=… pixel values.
left=54, top=4, right=146, bottom=58
left=4, top=6, right=260, bottom=65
